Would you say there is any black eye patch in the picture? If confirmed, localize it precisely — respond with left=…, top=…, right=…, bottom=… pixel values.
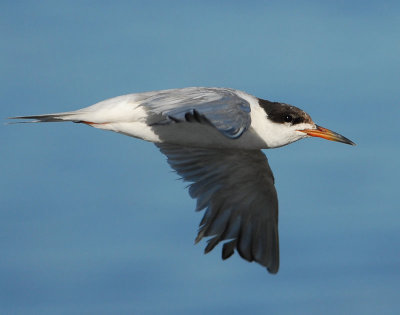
left=258, top=98, right=312, bottom=125
left=292, top=117, right=303, bottom=124
left=284, top=115, right=293, bottom=123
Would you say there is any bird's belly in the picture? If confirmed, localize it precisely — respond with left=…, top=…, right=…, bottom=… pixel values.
left=104, top=121, right=267, bottom=149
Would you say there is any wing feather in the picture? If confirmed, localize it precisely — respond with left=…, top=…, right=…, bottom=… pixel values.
left=142, top=87, right=251, bottom=138
left=157, top=143, right=279, bottom=273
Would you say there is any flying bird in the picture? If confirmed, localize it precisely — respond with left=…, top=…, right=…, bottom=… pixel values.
left=10, top=87, right=355, bottom=274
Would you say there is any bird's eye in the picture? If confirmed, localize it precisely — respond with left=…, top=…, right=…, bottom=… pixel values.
left=284, top=115, right=293, bottom=123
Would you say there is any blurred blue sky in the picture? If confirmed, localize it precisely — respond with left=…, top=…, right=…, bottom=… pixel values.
left=1, top=1, right=399, bottom=314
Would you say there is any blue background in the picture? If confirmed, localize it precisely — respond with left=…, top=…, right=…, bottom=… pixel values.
left=1, top=1, right=399, bottom=314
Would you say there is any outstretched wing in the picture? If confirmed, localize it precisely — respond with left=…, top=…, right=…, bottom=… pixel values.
left=141, top=87, right=251, bottom=139
left=157, top=143, right=279, bottom=273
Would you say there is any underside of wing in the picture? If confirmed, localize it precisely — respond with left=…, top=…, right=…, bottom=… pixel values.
left=141, top=87, right=251, bottom=139
left=157, top=143, right=280, bottom=273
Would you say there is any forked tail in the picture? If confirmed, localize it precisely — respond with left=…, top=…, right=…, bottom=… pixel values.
left=9, top=111, right=84, bottom=123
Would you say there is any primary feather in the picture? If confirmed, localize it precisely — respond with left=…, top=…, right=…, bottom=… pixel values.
left=157, top=143, right=279, bottom=273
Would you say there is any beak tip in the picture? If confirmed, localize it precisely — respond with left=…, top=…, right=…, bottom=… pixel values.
left=302, top=125, right=356, bottom=146
left=341, top=136, right=356, bottom=146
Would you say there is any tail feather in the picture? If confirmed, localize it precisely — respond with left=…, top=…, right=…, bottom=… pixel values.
left=8, top=112, right=81, bottom=123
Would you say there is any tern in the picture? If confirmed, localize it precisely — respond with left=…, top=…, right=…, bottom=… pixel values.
left=10, top=87, right=355, bottom=274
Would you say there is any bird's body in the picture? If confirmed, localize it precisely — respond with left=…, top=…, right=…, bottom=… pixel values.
left=11, top=87, right=355, bottom=274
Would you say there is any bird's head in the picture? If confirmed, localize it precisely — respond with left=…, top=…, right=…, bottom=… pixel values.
left=258, top=99, right=355, bottom=148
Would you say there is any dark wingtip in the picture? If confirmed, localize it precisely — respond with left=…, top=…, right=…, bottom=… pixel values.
left=267, top=266, right=279, bottom=274
left=222, top=240, right=236, bottom=260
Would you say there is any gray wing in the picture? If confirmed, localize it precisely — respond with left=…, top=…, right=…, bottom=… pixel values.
left=141, top=87, right=251, bottom=139
left=157, top=143, right=279, bottom=273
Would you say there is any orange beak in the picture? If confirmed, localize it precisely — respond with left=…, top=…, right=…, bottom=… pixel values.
left=298, top=125, right=355, bottom=145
